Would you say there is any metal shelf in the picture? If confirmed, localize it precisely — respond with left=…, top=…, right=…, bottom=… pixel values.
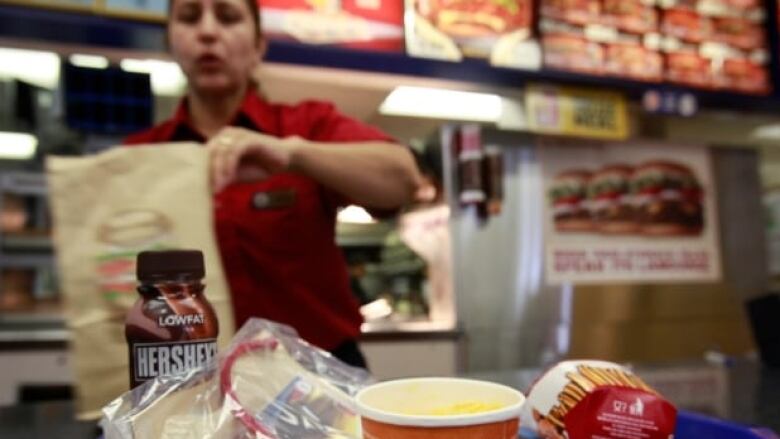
left=0, top=172, right=47, bottom=196
left=0, top=254, right=54, bottom=269
left=337, top=235, right=388, bottom=247
left=0, top=311, right=64, bottom=326
left=0, top=306, right=69, bottom=346
left=1, top=172, right=53, bottom=274
left=336, top=221, right=393, bottom=248
left=1, top=234, right=53, bottom=251
left=267, top=41, right=780, bottom=113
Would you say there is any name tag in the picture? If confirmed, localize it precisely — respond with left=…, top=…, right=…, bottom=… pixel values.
left=252, top=189, right=296, bottom=210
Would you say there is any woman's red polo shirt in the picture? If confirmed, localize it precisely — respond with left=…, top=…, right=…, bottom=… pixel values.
left=125, top=91, right=393, bottom=349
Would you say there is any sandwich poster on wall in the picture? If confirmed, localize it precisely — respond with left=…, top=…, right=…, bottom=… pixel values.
left=540, top=140, right=721, bottom=284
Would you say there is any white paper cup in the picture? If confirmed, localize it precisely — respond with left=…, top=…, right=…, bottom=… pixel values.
left=356, top=377, right=525, bottom=439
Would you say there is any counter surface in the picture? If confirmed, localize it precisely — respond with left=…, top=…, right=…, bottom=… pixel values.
left=0, top=361, right=777, bottom=438
left=0, top=314, right=460, bottom=350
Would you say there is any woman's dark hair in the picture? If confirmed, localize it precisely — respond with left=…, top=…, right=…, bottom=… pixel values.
left=168, top=0, right=262, bottom=40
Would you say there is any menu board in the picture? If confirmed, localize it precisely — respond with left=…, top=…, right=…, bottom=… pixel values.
left=541, top=139, right=722, bottom=284
left=0, top=0, right=96, bottom=8
left=538, top=0, right=770, bottom=94
left=0, top=0, right=167, bottom=17
left=662, top=0, right=768, bottom=94
left=525, top=84, right=630, bottom=140
left=103, top=0, right=168, bottom=16
left=539, top=0, right=663, bottom=81
left=404, top=0, right=542, bottom=69
left=258, top=0, right=404, bottom=51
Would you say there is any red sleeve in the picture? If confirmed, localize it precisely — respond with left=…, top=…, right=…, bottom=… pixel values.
left=122, top=120, right=178, bottom=146
left=303, top=100, right=395, bottom=144
left=300, top=101, right=405, bottom=216
left=123, top=131, right=150, bottom=145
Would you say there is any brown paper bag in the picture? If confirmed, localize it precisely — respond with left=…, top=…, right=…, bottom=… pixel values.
left=46, top=143, right=235, bottom=419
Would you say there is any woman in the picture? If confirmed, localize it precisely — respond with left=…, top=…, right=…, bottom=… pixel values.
left=126, top=0, right=422, bottom=367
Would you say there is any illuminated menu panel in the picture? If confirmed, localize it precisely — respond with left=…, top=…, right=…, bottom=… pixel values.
left=538, top=0, right=770, bottom=94
left=404, top=0, right=542, bottom=69
left=104, top=0, right=168, bottom=16
left=257, top=0, right=404, bottom=52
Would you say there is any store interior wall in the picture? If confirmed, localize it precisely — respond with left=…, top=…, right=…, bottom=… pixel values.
left=761, top=146, right=780, bottom=189
left=714, top=148, right=769, bottom=300
left=2, top=42, right=776, bottom=371
left=150, top=69, right=773, bottom=369
left=446, top=129, right=568, bottom=372
left=568, top=147, right=765, bottom=363
left=445, top=126, right=764, bottom=370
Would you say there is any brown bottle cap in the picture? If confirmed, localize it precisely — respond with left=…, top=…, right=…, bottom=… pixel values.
left=136, top=250, right=205, bottom=282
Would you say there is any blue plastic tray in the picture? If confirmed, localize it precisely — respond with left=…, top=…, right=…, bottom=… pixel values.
left=675, top=411, right=778, bottom=439
left=519, top=411, right=778, bottom=439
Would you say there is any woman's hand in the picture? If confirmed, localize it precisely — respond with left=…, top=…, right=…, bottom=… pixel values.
left=207, top=126, right=421, bottom=208
left=207, top=127, right=302, bottom=193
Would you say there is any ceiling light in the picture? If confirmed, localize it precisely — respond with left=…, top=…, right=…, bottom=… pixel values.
left=120, top=58, right=186, bottom=96
left=0, top=48, right=60, bottom=89
left=380, top=86, right=503, bottom=122
left=337, top=205, right=376, bottom=224
left=69, top=54, right=109, bottom=69
left=0, top=132, right=38, bottom=160
left=752, top=124, right=780, bottom=139
left=120, top=58, right=154, bottom=73
left=360, top=298, right=393, bottom=321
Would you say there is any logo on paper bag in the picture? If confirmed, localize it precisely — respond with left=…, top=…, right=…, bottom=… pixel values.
left=96, top=209, right=174, bottom=305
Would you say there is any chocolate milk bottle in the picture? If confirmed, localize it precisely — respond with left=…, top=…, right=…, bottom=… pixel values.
left=125, top=250, right=219, bottom=389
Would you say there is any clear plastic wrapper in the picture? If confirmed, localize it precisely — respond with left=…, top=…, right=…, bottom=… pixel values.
left=102, top=318, right=373, bottom=438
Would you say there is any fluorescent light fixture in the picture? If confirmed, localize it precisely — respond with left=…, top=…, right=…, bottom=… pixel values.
left=337, top=205, right=376, bottom=224
left=0, top=132, right=38, bottom=160
left=0, top=48, right=60, bottom=89
left=69, top=54, right=109, bottom=69
left=120, top=58, right=186, bottom=95
left=753, top=124, right=780, bottom=139
left=496, top=97, right=528, bottom=131
left=380, top=86, right=503, bottom=122
left=360, top=298, right=393, bottom=320
left=120, top=58, right=155, bottom=73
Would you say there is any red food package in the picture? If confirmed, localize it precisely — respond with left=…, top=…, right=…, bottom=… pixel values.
left=715, top=57, right=770, bottom=94
left=706, top=0, right=761, bottom=10
left=540, top=0, right=600, bottom=26
left=604, top=41, right=663, bottom=81
left=726, top=0, right=760, bottom=7
left=257, top=0, right=404, bottom=50
left=601, top=0, right=659, bottom=34
left=412, top=0, right=535, bottom=60
left=542, top=33, right=604, bottom=74
left=666, top=49, right=713, bottom=88
left=662, top=8, right=712, bottom=43
left=711, top=17, right=765, bottom=50
left=521, top=360, right=677, bottom=439
left=342, top=0, right=402, bottom=25
left=417, top=0, right=533, bottom=38
left=259, top=0, right=309, bottom=9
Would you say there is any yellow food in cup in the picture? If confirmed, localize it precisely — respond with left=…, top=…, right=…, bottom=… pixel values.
left=402, top=401, right=506, bottom=416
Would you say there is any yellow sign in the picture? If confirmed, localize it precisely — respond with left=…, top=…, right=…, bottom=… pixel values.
left=525, top=84, right=629, bottom=140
